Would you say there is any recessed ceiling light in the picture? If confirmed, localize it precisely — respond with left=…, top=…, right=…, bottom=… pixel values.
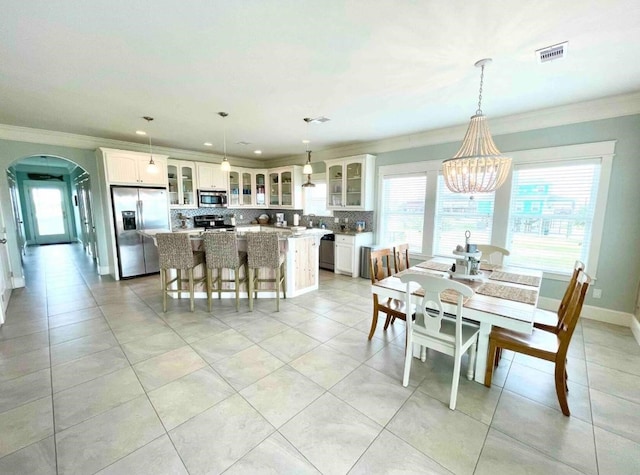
left=302, top=139, right=310, bottom=144
left=203, top=142, right=213, bottom=146
left=136, top=130, right=147, bottom=135
left=254, top=150, right=262, bottom=155
left=303, top=116, right=330, bottom=124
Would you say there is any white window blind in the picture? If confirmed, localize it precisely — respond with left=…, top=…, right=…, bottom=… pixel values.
left=379, top=174, right=427, bottom=253
left=433, top=175, right=495, bottom=256
left=506, top=160, right=601, bottom=273
left=302, top=174, right=332, bottom=217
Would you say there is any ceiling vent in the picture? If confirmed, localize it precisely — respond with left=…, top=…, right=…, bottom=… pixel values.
left=303, top=116, right=330, bottom=124
left=536, top=41, right=568, bottom=63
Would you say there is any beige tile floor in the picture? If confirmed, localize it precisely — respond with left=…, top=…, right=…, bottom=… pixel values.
left=0, top=243, right=639, bottom=474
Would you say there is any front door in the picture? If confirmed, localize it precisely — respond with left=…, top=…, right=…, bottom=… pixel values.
left=25, top=182, right=73, bottom=245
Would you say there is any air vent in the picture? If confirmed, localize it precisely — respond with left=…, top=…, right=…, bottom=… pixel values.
left=536, top=41, right=568, bottom=63
left=303, top=116, right=331, bottom=124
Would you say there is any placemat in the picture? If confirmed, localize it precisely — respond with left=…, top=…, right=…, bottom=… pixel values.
left=415, top=261, right=451, bottom=272
left=480, top=263, right=500, bottom=272
left=489, top=271, right=541, bottom=287
left=476, top=282, right=537, bottom=305
left=414, top=288, right=470, bottom=305
left=395, top=268, right=439, bottom=278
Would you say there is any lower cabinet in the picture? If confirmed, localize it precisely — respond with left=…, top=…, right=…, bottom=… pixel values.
left=334, top=232, right=373, bottom=278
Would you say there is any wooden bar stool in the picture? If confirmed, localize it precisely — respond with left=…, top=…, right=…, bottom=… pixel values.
left=246, top=232, right=286, bottom=312
left=156, top=233, right=206, bottom=312
left=202, top=232, right=248, bottom=312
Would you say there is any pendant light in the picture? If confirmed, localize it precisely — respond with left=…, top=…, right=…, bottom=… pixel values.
left=301, top=125, right=314, bottom=188
left=142, top=116, right=159, bottom=174
left=442, top=59, right=511, bottom=193
left=219, top=112, right=231, bottom=172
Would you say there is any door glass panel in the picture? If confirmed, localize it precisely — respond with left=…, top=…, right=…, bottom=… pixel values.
left=181, top=166, right=194, bottom=205
left=282, top=172, right=292, bottom=206
left=229, top=171, right=240, bottom=206
left=242, top=172, right=252, bottom=205
left=33, top=188, right=65, bottom=235
left=168, top=164, right=179, bottom=205
left=270, top=173, right=279, bottom=205
left=328, top=165, right=343, bottom=207
left=256, top=173, right=266, bottom=206
left=346, top=161, right=362, bottom=207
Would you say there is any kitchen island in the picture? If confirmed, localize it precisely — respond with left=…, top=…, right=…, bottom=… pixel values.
left=140, top=226, right=331, bottom=299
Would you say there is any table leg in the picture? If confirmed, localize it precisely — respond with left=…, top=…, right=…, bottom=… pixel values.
left=474, top=323, right=491, bottom=383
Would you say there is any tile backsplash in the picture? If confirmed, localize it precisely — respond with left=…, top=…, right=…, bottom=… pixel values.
left=170, top=207, right=375, bottom=233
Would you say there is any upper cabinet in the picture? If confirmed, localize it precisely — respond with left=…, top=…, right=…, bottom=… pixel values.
left=196, top=162, right=228, bottom=190
left=100, top=148, right=168, bottom=186
left=325, top=154, right=376, bottom=211
left=268, top=166, right=303, bottom=209
left=168, top=160, right=197, bottom=208
left=229, top=168, right=268, bottom=208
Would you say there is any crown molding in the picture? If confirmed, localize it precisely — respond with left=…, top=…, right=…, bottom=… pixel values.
left=1, top=91, right=639, bottom=168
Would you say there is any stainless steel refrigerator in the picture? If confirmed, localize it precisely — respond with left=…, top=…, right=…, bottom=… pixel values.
left=111, top=186, right=169, bottom=279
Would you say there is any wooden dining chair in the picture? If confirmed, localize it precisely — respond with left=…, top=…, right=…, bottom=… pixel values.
left=485, top=271, right=591, bottom=416
left=393, top=243, right=410, bottom=274
left=368, top=248, right=410, bottom=340
left=476, top=244, right=510, bottom=265
left=399, top=272, right=479, bottom=410
left=534, top=260, right=585, bottom=333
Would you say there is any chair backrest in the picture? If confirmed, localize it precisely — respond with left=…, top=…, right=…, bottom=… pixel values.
left=476, top=244, right=510, bottom=265
left=246, top=232, right=280, bottom=269
left=393, top=243, right=410, bottom=274
left=369, top=248, right=393, bottom=284
left=557, top=271, right=591, bottom=355
left=399, top=273, right=473, bottom=346
left=556, top=260, right=585, bottom=326
left=203, top=232, right=240, bottom=269
left=156, top=233, right=196, bottom=270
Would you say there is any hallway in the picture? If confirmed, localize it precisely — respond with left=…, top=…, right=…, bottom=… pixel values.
left=0, top=243, right=639, bottom=474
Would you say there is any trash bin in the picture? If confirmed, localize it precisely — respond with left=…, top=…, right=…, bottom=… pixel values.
left=360, top=245, right=374, bottom=279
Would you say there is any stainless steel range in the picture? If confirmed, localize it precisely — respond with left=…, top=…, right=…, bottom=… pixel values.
left=193, top=214, right=235, bottom=231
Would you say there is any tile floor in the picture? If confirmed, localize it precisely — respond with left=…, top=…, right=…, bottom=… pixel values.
left=0, top=243, right=639, bottom=474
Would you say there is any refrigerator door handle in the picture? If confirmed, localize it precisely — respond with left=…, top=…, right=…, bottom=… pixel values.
left=137, top=200, right=143, bottom=230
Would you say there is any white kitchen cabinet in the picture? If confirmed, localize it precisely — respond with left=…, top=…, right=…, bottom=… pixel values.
left=334, top=232, right=373, bottom=278
left=229, top=167, right=268, bottom=208
left=101, top=148, right=168, bottom=186
left=196, top=162, right=228, bottom=190
left=268, top=166, right=303, bottom=209
left=325, top=154, right=376, bottom=211
left=168, top=160, right=197, bottom=208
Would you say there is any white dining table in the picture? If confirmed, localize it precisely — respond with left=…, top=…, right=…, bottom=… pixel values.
left=371, top=258, right=542, bottom=383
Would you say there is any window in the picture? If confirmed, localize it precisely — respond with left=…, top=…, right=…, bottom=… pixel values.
left=506, top=160, right=601, bottom=273
left=302, top=173, right=333, bottom=217
left=433, top=175, right=495, bottom=256
left=379, top=174, right=427, bottom=253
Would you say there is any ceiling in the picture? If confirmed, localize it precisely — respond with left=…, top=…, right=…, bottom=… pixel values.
left=2, top=1, right=639, bottom=161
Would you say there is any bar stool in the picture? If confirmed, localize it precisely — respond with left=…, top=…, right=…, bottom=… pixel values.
left=156, top=233, right=206, bottom=312
left=246, top=232, right=286, bottom=312
left=202, top=232, right=248, bottom=312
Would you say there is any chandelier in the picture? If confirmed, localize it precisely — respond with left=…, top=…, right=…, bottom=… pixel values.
left=442, top=59, right=511, bottom=193
left=219, top=112, right=231, bottom=172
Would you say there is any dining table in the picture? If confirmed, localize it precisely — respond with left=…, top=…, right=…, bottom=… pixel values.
left=371, top=257, right=543, bottom=383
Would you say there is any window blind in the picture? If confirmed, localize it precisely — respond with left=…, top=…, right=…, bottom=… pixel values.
left=433, top=175, right=495, bottom=256
left=379, top=174, right=427, bottom=253
left=506, top=160, right=601, bottom=273
left=302, top=174, right=332, bottom=217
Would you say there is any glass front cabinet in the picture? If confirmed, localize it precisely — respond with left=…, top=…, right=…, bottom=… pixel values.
left=268, top=166, right=303, bottom=209
left=167, top=160, right=197, bottom=208
left=325, top=154, right=376, bottom=211
left=229, top=168, right=268, bottom=208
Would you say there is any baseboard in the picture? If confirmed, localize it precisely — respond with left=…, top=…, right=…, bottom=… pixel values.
left=631, top=316, right=640, bottom=346
left=537, top=296, right=631, bottom=327
left=12, top=276, right=25, bottom=288
left=97, top=264, right=111, bottom=276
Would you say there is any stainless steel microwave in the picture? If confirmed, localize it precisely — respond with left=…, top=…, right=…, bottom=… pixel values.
left=198, top=190, right=228, bottom=208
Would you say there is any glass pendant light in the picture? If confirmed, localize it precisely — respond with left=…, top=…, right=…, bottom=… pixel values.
left=219, top=112, right=231, bottom=172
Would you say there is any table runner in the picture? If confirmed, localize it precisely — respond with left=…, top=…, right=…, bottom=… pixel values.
left=489, top=271, right=541, bottom=287
left=415, top=261, right=451, bottom=272
left=476, top=282, right=537, bottom=305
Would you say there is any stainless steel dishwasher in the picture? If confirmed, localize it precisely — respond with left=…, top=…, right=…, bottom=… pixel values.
left=319, top=233, right=335, bottom=271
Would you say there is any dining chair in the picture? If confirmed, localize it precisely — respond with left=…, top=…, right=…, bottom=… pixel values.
left=534, top=260, right=585, bottom=333
left=393, top=243, right=410, bottom=274
left=202, top=231, right=248, bottom=312
left=484, top=271, right=591, bottom=416
left=368, top=248, right=410, bottom=340
left=476, top=244, right=510, bottom=265
left=246, top=232, right=286, bottom=312
left=399, top=272, right=479, bottom=410
left=156, top=233, right=206, bottom=312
